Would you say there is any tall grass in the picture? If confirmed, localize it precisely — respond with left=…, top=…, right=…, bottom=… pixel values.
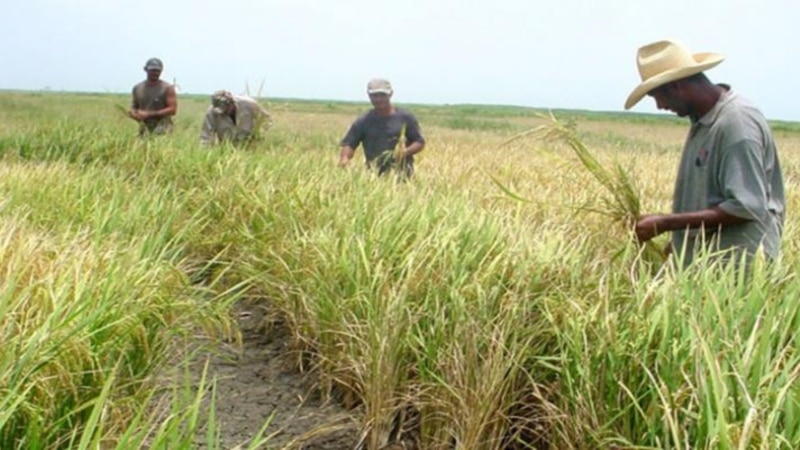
left=0, top=111, right=243, bottom=447
left=236, top=163, right=649, bottom=448
left=501, top=112, right=665, bottom=270
left=0, top=91, right=798, bottom=449
left=546, top=255, right=800, bottom=449
left=0, top=215, right=225, bottom=448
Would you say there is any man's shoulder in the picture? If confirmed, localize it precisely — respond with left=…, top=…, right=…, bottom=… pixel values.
left=359, top=108, right=416, bottom=120
left=133, top=80, right=174, bottom=90
left=234, top=95, right=269, bottom=113
left=393, top=107, right=419, bottom=119
left=233, top=94, right=258, bottom=103
left=711, top=91, right=771, bottom=144
left=718, top=92, right=768, bottom=127
left=352, top=110, right=376, bottom=124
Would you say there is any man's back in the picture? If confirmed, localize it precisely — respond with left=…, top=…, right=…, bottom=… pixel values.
left=200, top=95, right=271, bottom=145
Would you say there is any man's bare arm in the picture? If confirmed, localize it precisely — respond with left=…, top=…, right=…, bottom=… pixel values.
left=635, top=206, right=749, bottom=242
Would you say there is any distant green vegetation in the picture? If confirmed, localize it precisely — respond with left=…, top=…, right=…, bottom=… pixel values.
left=427, top=114, right=523, bottom=132
left=770, top=120, right=800, bottom=133
left=5, top=89, right=795, bottom=132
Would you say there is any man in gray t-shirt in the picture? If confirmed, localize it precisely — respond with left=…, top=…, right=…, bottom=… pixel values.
left=626, top=40, right=785, bottom=267
left=339, top=78, right=425, bottom=177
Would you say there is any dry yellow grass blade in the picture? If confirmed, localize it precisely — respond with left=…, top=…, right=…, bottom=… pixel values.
left=114, top=103, right=132, bottom=120
left=375, top=123, right=409, bottom=177
left=501, top=111, right=664, bottom=265
left=503, top=112, right=641, bottom=223
left=394, top=123, right=407, bottom=162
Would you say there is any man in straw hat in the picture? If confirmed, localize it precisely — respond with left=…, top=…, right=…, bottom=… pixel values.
left=129, top=57, right=178, bottom=136
left=626, top=40, right=785, bottom=267
left=338, top=78, right=425, bottom=178
left=200, top=90, right=272, bottom=146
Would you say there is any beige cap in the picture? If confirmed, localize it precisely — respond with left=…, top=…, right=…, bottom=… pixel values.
left=367, top=78, right=393, bottom=95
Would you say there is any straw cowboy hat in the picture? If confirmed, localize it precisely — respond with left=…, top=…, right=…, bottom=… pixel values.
left=625, top=40, right=724, bottom=109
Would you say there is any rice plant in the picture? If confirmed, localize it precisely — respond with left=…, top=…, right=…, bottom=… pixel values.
left=501, top=111, right=665, bottom=268
left=1, top=90, right=798, bottom=450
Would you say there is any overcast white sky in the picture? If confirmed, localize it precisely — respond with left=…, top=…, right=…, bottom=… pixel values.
left=2, top=0, right=798, bottom=120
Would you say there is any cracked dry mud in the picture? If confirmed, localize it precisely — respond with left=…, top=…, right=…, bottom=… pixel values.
left=187, top=306, right=361, bottom=450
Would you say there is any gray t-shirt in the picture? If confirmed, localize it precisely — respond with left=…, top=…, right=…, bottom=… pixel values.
left=340, top=108, right=425, bottom=164
left=672, top=89, right=785, bottom=264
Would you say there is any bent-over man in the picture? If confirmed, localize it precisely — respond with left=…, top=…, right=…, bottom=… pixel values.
left=200, top=90, right=272, bottom=146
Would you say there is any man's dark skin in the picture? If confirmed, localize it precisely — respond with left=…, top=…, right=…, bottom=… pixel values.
left=634, top=74, right=748, bottom=254
left=128, top=68, right=178, bottom=123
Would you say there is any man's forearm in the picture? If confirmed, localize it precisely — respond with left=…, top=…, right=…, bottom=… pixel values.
left=404, top=140, right=424, bottom=157
left=149, top=106, right=177, bottom=119
left=661, top=206, right=748, bottom=232
left=636, top=206, right=750, bottom=242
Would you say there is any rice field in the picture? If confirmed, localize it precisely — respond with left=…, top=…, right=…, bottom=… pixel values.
left=0, top=90, right=799, bottom=449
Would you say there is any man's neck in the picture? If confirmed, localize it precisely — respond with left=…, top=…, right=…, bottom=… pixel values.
left=374, top=106, right=395, bottom=116
left=691, top=84, right=724, bottom=121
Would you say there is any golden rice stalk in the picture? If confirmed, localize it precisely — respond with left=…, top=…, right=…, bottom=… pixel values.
left=503, top=112, right=641, bottom=222
left=243, top=80, right=273, bottom=143
left=250, top=103, right=273, bottom=143
left=394, top=123, right=407, bottom=162
left=502, top=112, right=663, bottom=265
left=114, top=103, right=133, bottom=120
left=376, top=123, right=408, bottom=175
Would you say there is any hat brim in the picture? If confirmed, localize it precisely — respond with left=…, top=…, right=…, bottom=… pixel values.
left=624, top=53, right=724, bottom=110
left=145, top=66, right=163, bottom=71
left=367, top=89, right=392, bottom=95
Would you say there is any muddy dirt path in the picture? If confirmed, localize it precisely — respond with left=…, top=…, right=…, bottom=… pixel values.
left=186, top=305, right=361, bottom=450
